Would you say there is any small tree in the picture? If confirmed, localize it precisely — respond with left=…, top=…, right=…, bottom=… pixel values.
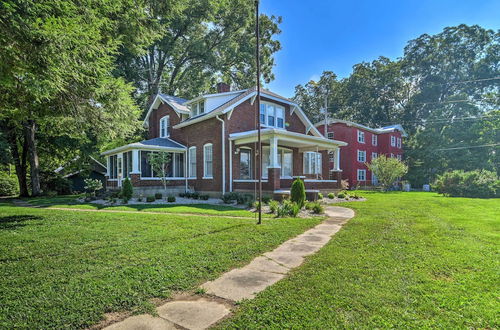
left=366, top=155, right=408, bottom=191
left=121, top=178, right=133, bottom=201
left=290, top=178, right=306, bottom=208
left=84, top=178, right=103, bottom=197
left=147, top=152, right=171, bottom=194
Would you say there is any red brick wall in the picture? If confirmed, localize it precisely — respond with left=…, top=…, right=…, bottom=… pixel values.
left=148, top=103, right=183, bottom=140
left=316, top=122, right=404, bottom=187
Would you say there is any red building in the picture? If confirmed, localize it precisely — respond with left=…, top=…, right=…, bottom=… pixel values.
left=315, top=119, right=406, bottom=187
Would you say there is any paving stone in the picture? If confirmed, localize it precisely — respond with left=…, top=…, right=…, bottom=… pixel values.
left=291, top=232, right=331, bottom=246
left=263, top=251, right=305, bottom=268
left=103, top=314, right=176, bottom=330
left=325, top=206, right=355, bottom=219
left=245, top=256, right=290, bottom=274
left=314, top=223, right=342, bottom=234
left=157, top=298, right=230, bottom=330
left=271, top=241, right=323, bottom=257
left=201, top=268, right=284, bottom=301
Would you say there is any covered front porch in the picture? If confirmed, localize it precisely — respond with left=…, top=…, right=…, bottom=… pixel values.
left=228, top=128, right=346, bottom=196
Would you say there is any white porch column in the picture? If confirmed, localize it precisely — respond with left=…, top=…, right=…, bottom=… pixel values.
left=229, top=139, right=233, bottom=192
left=106, top=156, right=110, bottom=176
left=131, top=149, right=140, bottom=174
left=334, top=147, right=341, bottom=171
left=269, top=136, right=279, bottom=168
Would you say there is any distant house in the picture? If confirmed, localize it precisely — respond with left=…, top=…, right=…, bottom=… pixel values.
left=101, top=83, right=347, bottom=197
left=315, top=119, right=406, bottom=187
left=55, top=157, right=106, bottom=193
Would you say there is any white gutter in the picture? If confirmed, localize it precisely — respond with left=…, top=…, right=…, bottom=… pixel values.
left=216, top=115, right=226, bottom=195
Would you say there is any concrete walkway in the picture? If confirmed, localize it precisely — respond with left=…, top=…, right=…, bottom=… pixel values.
left=102, top=206, right=355, bottom=330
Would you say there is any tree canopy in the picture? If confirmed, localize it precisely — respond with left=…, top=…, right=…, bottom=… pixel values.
left=293, top=24, right=499, bottom=185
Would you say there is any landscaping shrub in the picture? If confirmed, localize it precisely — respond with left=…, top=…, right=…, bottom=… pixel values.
left=121, top=178, right=133, bottom=200
left=84, top=178, right=103, bottom=197
left=262, top=195, right=271, bottom=204
left=191, top=192, right=200, bottom=199
left=276, top=200, right=299, bottom=218
left=179, top=192, right=186, bottom=198
left=312, top=202, right=324, bottom=214
left=146, top=195, right=155, bottom=202
left=237, top=193, right=253, bottom=205
left=155, top=192, right=162, bottom=199
left=201, top=194, right=209, bottom=200
left=305, top=201, right=313, bottom=210
left=433, top=169, right=498, bottom=198
left=317, top=192, right=323, bottom=200
left=290, top=178, right=306, bottom=208
left=121, top=198, right=129, bottom=204
left=327, top=192, right=335, bottom=199
left=268, top=200, right=279, bottom=213
left=0, top=172, right=19, bottom=196
left=337, top=192, right=345, bottom=199
left=167, top=195, right=176, bottom=203
left=253, top=201, right=261, bottom=210
left=221, top=193, right=234, bottom=204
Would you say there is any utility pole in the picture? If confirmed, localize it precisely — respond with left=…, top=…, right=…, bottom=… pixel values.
left=323, top=94, right=328, bottom=137
left=255, top=0, right=262, bottom=225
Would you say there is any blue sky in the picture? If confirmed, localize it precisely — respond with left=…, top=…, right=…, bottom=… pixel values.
left=260, top=0, right=500, bottom=97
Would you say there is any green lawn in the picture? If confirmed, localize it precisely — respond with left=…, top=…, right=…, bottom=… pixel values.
left=220, top=192, right=499, bottom=329
left=22, top=195, right=271, bottom=218
left=0, top=204, right=321, bottom=328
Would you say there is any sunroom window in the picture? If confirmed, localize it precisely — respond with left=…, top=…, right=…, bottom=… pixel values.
left=303, top=151, right=321, bottom=175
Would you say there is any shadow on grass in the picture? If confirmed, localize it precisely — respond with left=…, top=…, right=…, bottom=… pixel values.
left=0, top=215, right=43, bottom=230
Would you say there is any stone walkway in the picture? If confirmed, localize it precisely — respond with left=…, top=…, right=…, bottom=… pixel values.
left=102, top=206, right=355, bottom=330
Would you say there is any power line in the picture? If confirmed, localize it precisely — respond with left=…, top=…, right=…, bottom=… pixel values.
left=435, top=143, right=500, bottom=151
left=400, top=114, right=500, bottom=125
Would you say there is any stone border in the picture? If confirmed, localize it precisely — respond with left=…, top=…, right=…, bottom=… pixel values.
left=101, top=206, right=355, bottom=330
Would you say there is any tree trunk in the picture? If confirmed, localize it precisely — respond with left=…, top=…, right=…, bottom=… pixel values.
left=6, top=128, right=29, bottom=197
left=24, top=120, right=41, bottom=196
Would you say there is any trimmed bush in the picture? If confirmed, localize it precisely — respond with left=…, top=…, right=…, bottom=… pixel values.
left=121, top=178, right=133, bottom=200
left=312, top=202, right=324, bottom=214
left=0, top=172, right=19, bottom=196
left=327, top=192, right=335, bottom=199
left=262, top=195, right=271, bottom=204
left=200, top=194, right=209, bottom=200
left=317, top=192, right=323, bottom=200
left=337, top=192, right=345, bottom=199
left=268, top=200, right=279, bottom=214
left=276, top=200, right=299, bottom=218
left=167, top=195, right=176, bottom=203
left=433, top=169, right=498, bottom=198
left=155, top=193, right=162, bottom=200
left=290, top=178, right=306, bottom=208
left=146, top=195, right=155, bottom=202
left=221, top=193, right=234, bottom=204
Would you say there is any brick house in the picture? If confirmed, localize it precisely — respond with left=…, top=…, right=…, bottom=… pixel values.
left=315, top=119, right=406, bottom=187
left=102, top=83, right=347, bottom=197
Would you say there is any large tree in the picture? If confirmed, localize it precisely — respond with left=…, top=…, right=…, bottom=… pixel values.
left=116, top=0, right=282, bottom=107
left=0, top=0, right=148, bottom=196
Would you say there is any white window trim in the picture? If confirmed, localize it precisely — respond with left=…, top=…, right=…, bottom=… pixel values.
left=260, top=101, right=285, bottom=129
left=188, top=146, right=197, bottom=179
left=372, top=152, right=378, bottom=160
left=357, top=150, right=366, bottom=162
left=303, top=151, right=322, bottom=175
left=159, top=115, right=169, bottom=138
left=357, top=169, right=366, bottom=181
left=357, top=130, right=365, bottom=143
left=372, top=134, right=378, bottom=146
left=191, top=100, right=205, bottom=118
left=397, top=137, right=402, bottom=148
left=391, top=136, right=396, bottom=147
left=327, top=132, right=334, bottom=140
left=203, top=143, right=213, bottom=179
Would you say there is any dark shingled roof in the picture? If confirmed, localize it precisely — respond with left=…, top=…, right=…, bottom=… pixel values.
left=137, top=137, right=186, bottom=149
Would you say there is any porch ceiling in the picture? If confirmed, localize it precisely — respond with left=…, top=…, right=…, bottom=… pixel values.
left=229, top=128, right=347, bottom=151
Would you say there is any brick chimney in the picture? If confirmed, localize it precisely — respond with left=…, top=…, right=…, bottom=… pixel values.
left=216, top=82, right=230, bottom=93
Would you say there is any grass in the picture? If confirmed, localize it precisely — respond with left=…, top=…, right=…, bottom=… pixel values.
left=220, top=191, right=499, bottom=329
left=0, top=203, right=321, bottom=328
left=21, top=194, right=274, bottom=218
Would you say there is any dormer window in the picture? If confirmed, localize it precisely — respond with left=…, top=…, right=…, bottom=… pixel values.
left=159, top=116, right=169, bottom=138
left=191, top=100, right=205, bottom=117
left=260, top=102, right=285, bottom=129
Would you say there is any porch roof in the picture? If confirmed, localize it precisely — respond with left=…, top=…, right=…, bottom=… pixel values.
left=229, top=128, right=347, bottom=151
left=101, top=137, right=186, bottom=156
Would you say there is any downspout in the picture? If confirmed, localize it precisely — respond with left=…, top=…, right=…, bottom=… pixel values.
left=216, top=115, right=226, bottom=195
